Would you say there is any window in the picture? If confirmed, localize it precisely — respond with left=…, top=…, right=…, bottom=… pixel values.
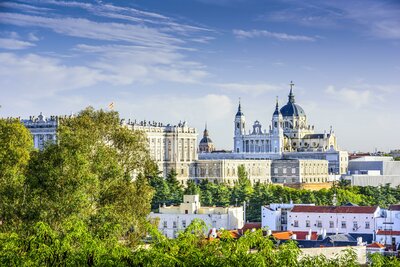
left=306, top=220, right=310, bottom=227
left=353, top=221, right=358, bottom=230
left=274, top=168, right=278, bottom=174
left=163, top=221, right=167, bottom=228
left=182, top=220, right=186, bottom=228
left=283, top=168, right=287, bottom=174
left=173, top=221, right=177, bottom=229
left=292, top=168, right=296, bottom=174
left=329, top=221, right=334, bottom=228
left=185, top=210, right=188, bottom=214
left=365, top=222, right=370, bottom=229
left=294, top=220, right=299, bottom=227
left=341, top=221, right=346, bottom=229
left=317, top=221, right=322, bottom=228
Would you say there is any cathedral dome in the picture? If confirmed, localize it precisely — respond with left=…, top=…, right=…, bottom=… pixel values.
left=200, top=136, right=213, bottom=144
left=280, top=88, right=306, bottom=117
left=199, top=124, right=215, bottom=153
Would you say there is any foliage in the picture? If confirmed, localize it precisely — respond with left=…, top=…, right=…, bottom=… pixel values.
left=0, top=119, right=33, bottom=230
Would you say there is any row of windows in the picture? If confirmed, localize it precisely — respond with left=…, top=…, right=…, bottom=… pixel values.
left=163, top=220, right=187, bottom=229
left=293, top=220, right=370, bottom=230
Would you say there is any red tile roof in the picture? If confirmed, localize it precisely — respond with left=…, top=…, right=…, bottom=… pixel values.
left=270, top=231, right=318, bottom=241
left=207, top=229, right=241, bottom=239
left=272, top=231, right=292, bottom=240
left=292, top=231, right=319, bottom=241
left=239, top=222, right=261, bottom=234
left=377, top=230, right=400, bottom=236
left=290, top=205, right=378, bottom=214
left=367, top=242, right=385, bottom=248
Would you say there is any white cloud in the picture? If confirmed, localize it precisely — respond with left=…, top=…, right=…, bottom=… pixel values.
left=325, top=85, right=373, bottom=108
left=14, top=0, right=211, bottom=34
left=0, top=53, right=104, bottom=97
left=0, top=13, right=183, bottom=49
left=233, top=29, right=316, bottom=41
left=28, top=32, right=39, bottom=41
left=0, top=2, right=53, bottom=14
left=265, top=1, right=400, bottom=40
left=74, top=44, right=208, bottom=84
left=0, top=38, right=35, bottom=50
left=214, top=82, right=283, bottom=95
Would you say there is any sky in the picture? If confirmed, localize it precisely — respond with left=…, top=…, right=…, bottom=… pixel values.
left=0, top=0, right=399, bottom=152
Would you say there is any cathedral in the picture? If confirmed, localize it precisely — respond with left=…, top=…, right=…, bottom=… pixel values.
left=234, top=83, right=337, bottom=154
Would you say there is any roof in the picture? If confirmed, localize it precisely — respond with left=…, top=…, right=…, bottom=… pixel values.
left=280, top=102, right=306, bottom=117
left=290, top=205, right=378, bottom=214
left=239, top=222, right=261, bottom=234
left=207, top=229, right=241, bottom=240
left=271, top=231, right=318, bottom=241
left=279, top=89, right=306, bottom=117
left=367, top=242, right=385, bottom=248
left=326, top=234, right=356, bottom=242
left=236, top=102, right=244, bottom=117
left=272, top=231, right=292, bottom=240
left=200, top=137, right=213, bottom=144
left=389, top=204, right=400, bottom=211
left=377, top=230, right=400, bottom=236
left=292, top=231, right=319, bottom=241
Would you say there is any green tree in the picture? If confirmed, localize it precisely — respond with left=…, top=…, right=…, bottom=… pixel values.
left=166, top=169, right=184, bottom=205
left=23, top=107, right=154, bottom=244
left=149, top=174, right=171, bottom=210
left=184, top=180, right=201, bottom=195
left=231, top=165, right=253, bottom=205
left=0, top=119, right=33, bottom=230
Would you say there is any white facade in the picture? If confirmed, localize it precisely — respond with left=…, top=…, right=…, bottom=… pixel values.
left=375, top=205, right=400, bottom=247
left=287, top=205, right=381, bottom=236
left=21, top=113, right=58, bottom=150
left=233, top=87, right=338, bottom=155
left=262, top=203, right=315, bottom=231
left=190, top=159, right=272, bottom=185
left=124, top=120, right=198, bottom=182
left=149, top=195, right=244, bottom=238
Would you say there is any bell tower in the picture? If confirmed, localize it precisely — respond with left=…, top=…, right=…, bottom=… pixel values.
left=234, top=99, right=246, bottom=153
left=271, top=98, right=284, bottom=154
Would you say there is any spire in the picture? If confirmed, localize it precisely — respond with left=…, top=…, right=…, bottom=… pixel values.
left=288, top=81, right=295, bottom=103
left=236, top=98, right=244, bottom=116
left=203, top=122, right=209, bottom=137
left=273, top=96, right=281, bottom=116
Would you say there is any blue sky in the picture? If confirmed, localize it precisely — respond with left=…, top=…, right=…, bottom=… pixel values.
left=0, top=0, right=399, bottom=152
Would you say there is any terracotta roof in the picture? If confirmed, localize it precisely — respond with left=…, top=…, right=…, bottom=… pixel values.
left=377, top=230, right=400, bottom=236
left=207, top=229, right=241, bottom=239
left=272, top=231, right=293, bottom=240
left=239, top=222, right=261, bottom=233
left=367, top=242, right=385, bottom=248
left=290, top=205, right=378, bottom=214
left=270, top=231, right=318, bottom=241
left=389, top=205, right=400, bottom=211
left=292, top=231, right=319, bottom=241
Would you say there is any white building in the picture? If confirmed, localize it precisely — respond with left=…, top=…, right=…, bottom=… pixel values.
left=262, top=203, right=315, bottom=231
left=149, top=195, right=244, bottom=238
left=124, top=120, right=198, bottom=183
left=233, top=84, right=338, bottom=156
left=376, top=204, right=400, bottom=247
left=190, top=159, right=272, bottom=185
left=21, top=113, right=58, bottom=150
left=199, top=83, right=348, bottom=177
left=287, top=205, right=382, bottom=242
